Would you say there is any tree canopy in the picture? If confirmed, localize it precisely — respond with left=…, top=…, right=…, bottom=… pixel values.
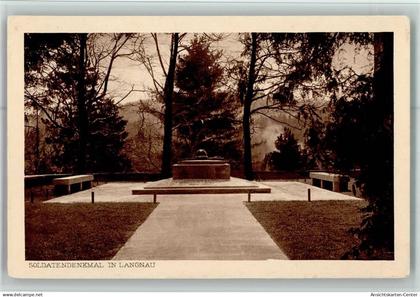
left=265, top=128, right=305, bottom=171
left=24, top=33, right=131, bottom=173
left=173, top=36, right=241, bottom=162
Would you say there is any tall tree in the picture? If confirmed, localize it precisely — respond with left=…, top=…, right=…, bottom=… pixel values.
left=331, top=33, right=394, bottom=259
left=24, top=33, right=132, bottom=173
left=296, top=32, right=394, bottom=258
left=161, top=33, right=179, bottom=178
left=236, top=33, right=334, bottom=179
left=76, top=33, right=88, bottom=173
left=173, top=36, right=240, bottom=161
left=236, top=33, right=370, bottom=178
left=130, top=33, right=187, bottom=177
left=242, top=33, right=258, bottom=180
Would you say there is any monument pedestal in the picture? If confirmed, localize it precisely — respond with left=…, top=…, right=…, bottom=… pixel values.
left=132, top=151, right=271, bottom=201
left=172, top=159, right=230, bottom=180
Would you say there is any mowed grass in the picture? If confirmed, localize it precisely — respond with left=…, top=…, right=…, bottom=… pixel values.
left=246, top=200, right=368, bottom=260
left=25, top=202, right=157, bottom=260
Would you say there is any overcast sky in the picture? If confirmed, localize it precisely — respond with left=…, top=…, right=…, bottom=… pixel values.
left=108, top=33, right=244, bottom=104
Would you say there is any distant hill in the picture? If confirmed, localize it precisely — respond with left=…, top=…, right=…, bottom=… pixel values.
left=251, top=112, right=306, bottom=170
left=118, top=100, right=163, bottom=172
left=118, top=99, right=315, bottom=171
left=119, top=99, right=163, bottom=138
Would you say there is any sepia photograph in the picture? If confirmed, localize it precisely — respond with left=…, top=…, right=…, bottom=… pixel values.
left=8, top=16, right=410, bottom=278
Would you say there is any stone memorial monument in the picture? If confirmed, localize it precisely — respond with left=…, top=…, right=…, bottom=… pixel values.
left=132, top=149, right=271, bottom=202
left=172, top=149, right=230, bottom=180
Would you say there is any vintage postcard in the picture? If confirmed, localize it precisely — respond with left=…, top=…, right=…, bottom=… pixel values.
left=7, top=16, right=410, bottom=278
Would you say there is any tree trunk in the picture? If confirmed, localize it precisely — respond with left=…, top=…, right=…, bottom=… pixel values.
left=370, top=32, right=394, bottom=252
left=161, top=33, right=179, bottom=178
left=34, top=107, right=41, bottom=173
left=77, top=33, right=88, bottom=174
left=374, top=33, right=393, bottom=119
left=243, top=33, right=257, bottom=180
left=371, top=32, right=393, bottom=193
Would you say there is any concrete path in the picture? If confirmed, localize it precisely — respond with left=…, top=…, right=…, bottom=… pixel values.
left=112, top=195, right=288, bottom=260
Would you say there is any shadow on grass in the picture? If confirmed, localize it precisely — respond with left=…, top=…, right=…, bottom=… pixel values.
left=246, top=200, right=368, bottom=260
left=25, top=202, right=158, bottom=260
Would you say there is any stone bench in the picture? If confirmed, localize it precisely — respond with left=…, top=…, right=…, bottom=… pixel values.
left=132, top=187, right=271, bottom=203
left=53, top=174, right=94, bottom=194
left=309, top=172, right=347, bottom=192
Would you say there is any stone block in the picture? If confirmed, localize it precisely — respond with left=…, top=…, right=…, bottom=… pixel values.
left=172, top=160, right=230, bottom=180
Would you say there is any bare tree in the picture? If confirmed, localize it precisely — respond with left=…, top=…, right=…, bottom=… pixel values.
left=235, top=33, right=356, bottom=179
left=242, top=33, right=258, bottom=180
left=130, top=33, right=188, bottom=177
left=24, top=33, right=135, bottom=173
left=160, top=33, right=180, bottom=178
left=76, top=33, right=88, bottom=173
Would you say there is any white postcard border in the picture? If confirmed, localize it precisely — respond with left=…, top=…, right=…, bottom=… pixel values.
left=7, top=16, right=410, bottom=278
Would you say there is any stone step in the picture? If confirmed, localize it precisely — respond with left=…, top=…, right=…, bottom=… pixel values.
left=132, top=187, right=271, bottom=195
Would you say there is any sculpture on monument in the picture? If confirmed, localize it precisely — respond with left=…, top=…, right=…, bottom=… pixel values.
left=194, top=149, right=208, bottom=160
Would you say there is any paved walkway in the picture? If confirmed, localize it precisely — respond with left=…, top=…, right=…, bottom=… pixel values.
left=45, top=180, right=360, bottom=260
left=113, top=196, right=288, bottom=260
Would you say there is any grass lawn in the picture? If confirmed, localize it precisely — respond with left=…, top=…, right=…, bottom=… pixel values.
left=246, top=200, right=368, bottom=260
left=25, top=202, right=157, bottom=260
